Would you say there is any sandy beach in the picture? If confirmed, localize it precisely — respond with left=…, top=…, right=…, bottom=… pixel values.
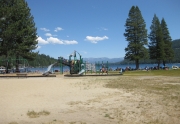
left=0, top=75, right=180, bottom=124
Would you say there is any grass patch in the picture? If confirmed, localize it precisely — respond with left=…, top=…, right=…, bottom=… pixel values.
left=9, top=122, right=18, bottom=124
left=104, top=113, right=110, bottom=117
left=105, top=76, right=180, bottom=108
left=106, top=76, right=180, bottom=95
left=27, top=110, right=50, bottom=118
left=101, top=69, right=180, bottom=76
left=69, top=121, right=86, bottom=124
left=123, top=69, right=180, bottom=76
left=105, top=75, right=180, bottom=123
left=104, top=113, right=114, bottom=119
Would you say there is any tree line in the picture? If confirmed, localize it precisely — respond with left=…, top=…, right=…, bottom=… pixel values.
left=28, top=54, right=57, bottom=67
left=124, top=6, right=175, bottom=69
left=0, top=53, right=57, bottom=68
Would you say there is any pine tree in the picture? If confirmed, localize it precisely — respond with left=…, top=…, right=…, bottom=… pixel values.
left=148, top=14, right=165, bottom=69
left=124, top=6, right=148, bottom=69
left=161, top=18, right=174, bottom=66
left=0, top=0, right=17, bottom=72
left=0, top=0, right=38, bottom=72
left=12, top=0, right=38, bottom=72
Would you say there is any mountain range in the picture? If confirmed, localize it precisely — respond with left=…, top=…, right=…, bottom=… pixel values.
left=83, top=57, right=124, bottom=63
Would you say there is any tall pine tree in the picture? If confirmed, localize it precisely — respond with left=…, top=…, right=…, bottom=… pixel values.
left=124, top=6, right=148, bottom=69
left=0, top=0, right=18, bottom=72
left=0, top=0, right=38, bottom=72
left=161, top=18, right=174, bottom=66
left=0, top=0, right=13, bottom=56
left=148, top=14, right=164, bottom=69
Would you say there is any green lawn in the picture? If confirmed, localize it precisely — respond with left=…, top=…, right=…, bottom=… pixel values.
left=122, top=69, right=180, bottom=76
left=85, top=69, right=180, bottom=76
left=108, top=69, right=180, bottom=76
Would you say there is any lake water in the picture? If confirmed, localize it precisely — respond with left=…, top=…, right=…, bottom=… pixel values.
left=29, top=63, right=180, bottom=73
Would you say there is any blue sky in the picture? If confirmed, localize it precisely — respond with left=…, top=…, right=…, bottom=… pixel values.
left=26, top=0, right=180, bottom=59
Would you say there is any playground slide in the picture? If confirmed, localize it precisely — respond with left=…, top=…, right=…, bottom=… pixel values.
left=119, top=68, right=123, bottom=74
left=43, top=62, right=57, bottom=76
left=78, top=69, right=85, bottom=75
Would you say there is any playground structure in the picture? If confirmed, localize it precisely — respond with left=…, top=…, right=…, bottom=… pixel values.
left=59, top=50, right=84, bottom=75
left=43, top=50, right=85, bottom=76
left=43, top=50, right=123, bottom=76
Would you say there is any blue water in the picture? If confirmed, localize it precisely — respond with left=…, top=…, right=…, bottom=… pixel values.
left=28, top=63, right=180, bottom=73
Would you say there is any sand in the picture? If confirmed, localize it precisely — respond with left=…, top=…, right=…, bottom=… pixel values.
left=0, top=75, right=179, bottom=124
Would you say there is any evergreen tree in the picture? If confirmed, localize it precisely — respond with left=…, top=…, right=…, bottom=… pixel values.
left=0, top=0, right=17, bottom=72
left=12, top=0, right=38, bottom=72
left=0, top=0, right=38, bottom=72
left=161, top=18, right=174, bottom=66
left=148, top=14, right=165, bottom=69
left=28, top=54, right=57, bottom=67
left=124, top=6, right=148, bottom=69
left=0, top=0, right=9, bottom=56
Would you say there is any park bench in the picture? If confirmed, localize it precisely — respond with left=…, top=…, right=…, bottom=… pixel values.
left=16, top=73, right=27, bottom=78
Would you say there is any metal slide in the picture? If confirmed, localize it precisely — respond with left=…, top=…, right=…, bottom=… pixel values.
left=42, top=62, right=57, bottom=76
left=78, top=69, right=85, bottom=75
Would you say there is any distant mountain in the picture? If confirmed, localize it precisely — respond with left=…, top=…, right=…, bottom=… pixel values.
left=83, top=57, right=124, bottom=63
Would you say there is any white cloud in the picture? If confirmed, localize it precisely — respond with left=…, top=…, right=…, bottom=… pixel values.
left=64, top=40, right=78, bottom=45
left=47, top=37, right=64, bottom=44
left=47, top=37, right=78, bottom=45
left=85, top=36, right=109, bottom=43
left=40, top=28, right=50, bottom=32
left=45, top=33, right=52, bottom=37
left=37, top=36, right=78, bottom=45
left=54, top=27, right=63, bottom=32
left=37, top=37, right=49, bottom=44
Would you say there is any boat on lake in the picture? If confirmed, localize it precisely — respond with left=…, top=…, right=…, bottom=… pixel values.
left=172, top=65, right=179, bottom=69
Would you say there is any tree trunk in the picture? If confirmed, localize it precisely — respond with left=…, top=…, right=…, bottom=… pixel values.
left=5, top=55, right=9, bottom=73
left=157, top=60, right=160, bottom=70
left=16, top=55, right=20, bottom=73
left=135, top=59, right=139, bottom=70
left=163, top=60, right=166, bottom=67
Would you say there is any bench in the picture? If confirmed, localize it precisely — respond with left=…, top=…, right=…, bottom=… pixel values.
left=16, top=73, right=27, bottom=78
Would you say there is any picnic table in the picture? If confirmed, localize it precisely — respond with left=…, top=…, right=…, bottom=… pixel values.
left=16, top=73, right=27, bottom=78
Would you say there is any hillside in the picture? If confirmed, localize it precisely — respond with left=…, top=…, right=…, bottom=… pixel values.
left=28, top=54, right=57, bottom=67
